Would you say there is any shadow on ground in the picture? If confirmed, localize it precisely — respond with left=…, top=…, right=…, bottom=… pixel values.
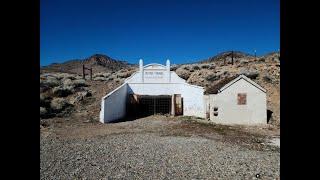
left=109, top=113, right=171, bottom=123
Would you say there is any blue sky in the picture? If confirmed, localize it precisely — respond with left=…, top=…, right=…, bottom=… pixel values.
left=40, top=0, right=279, bottom=66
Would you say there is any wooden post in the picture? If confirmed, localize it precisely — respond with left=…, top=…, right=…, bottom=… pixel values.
left=231, top=51, right=234, bottom=65
left=82, top=64, right=85, bottom=79
left=171, top=95, right=175, bottom=116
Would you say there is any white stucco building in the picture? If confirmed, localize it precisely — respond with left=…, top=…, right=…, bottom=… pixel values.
left=205, top=75, right=267, bottom=125
left=100, top=59, right=205, bottom=123
left=100, top=59, right=267, bottom=125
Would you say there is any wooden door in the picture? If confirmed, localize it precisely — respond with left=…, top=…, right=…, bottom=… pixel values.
left=174, top=94, right=183, bottom=116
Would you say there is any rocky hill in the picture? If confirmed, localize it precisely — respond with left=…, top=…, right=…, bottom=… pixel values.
left=40, top=54, right=131, bottom=74
left=40, top=51, right=280, bottom=127
left=199, top=51, right=255, bottom=64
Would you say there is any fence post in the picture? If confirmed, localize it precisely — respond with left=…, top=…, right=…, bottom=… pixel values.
left=231, top=51, right=234, bottom=65
left=82, top=64, right=85, bottom=79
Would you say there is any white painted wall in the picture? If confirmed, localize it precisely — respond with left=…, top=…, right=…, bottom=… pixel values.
left=126, top=69, right=186, bottom=84
left=100, top=61, right=205, bottom=123
left=204, top=94, right=216, bottom=119
left=128, top=83, right=182, bottom=95
left=100, top=83, right=128, bottom=123
left=127, top=82, right=205, bottom=118
left=180, top=83, right=205, bottom=118
left=210, top=78, right=266, bottom=125
left=100, top=61, right=266, bottom=125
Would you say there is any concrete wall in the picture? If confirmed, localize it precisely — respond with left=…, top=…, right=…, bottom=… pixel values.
left=204, top=94, right=216, bottom=119
left=100, top=83, right=128, bottom=123
left=100, top=62, right=205, bottom=123
left=128, top=83, right=182, bottom=95
left=126, top=67, right=205, bottom=118
left=180, top=84, right=205, bottom=118
left=128, top=83, right=205, bottom=118
left=210, top=78, right=266, bottom=125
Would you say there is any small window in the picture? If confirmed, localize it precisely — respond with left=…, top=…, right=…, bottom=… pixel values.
left=237, top=93, right=247, bottom=105
left=213, top=107, right=218, bottom=111
left=214, top=112, right=218, bottom=116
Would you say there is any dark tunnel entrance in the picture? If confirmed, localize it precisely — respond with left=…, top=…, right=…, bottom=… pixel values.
left=127, top=94, right=172, bottom=118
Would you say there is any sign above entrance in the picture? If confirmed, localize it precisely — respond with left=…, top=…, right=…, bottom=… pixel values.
left=144, top=71, right=164, bottom=79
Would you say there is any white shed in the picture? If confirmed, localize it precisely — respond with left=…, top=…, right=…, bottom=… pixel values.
left=206, top=75, right=267, bottom=125
left=100, top=59, right=205, bottom=123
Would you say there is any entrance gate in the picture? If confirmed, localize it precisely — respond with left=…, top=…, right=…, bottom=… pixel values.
left=127, top=95, right=171, bottom=117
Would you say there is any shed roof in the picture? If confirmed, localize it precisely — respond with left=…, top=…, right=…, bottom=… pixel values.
left=218, top=75, right=266, bottom=93
left=205, top=76, right=238, bottom=94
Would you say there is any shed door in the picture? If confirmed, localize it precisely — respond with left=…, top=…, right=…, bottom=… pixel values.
left=174, top=94, right=183, bottom=116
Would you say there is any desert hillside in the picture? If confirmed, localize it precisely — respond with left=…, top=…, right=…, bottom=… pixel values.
left=40, top=51, right=280, bottom=126
left=41, top=54, right=131, bottom=74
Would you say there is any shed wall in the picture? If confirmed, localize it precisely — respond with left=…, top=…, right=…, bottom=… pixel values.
left=211, top=79, right=266, bottom=125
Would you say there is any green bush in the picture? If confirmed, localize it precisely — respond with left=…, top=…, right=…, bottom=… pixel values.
left=205, top=74, right=220, bottom=81
left=193, top=66, right=200, bottom=70
left=201, top=65, right=209, bottom=69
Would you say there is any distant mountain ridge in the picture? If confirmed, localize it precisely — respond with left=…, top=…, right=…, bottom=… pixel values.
left=40, top=51, right=279, bottom=74
left=41, top=54, right=131, bottom=74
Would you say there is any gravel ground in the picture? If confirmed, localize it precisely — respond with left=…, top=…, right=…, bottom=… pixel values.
left=40, top=115, right=280, bottom=179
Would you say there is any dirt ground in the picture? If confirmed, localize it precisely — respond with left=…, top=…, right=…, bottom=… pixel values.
left=40, top=115, right=280, bottom=179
